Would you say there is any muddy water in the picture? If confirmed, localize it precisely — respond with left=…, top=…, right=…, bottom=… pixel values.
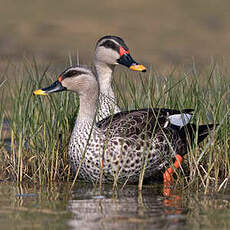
left=0, top=182, right=230, bottom=230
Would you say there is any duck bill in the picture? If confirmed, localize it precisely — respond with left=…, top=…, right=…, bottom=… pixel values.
left=129, top=64, right=147, bottom=72
left=117, top=53, right=146, bottom=72
left=33, top=80, right=67, bottom=95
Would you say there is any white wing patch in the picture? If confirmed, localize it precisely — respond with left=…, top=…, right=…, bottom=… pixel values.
left=167, top=113, right=192, bottom=127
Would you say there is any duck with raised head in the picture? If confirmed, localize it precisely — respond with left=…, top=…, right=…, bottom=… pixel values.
left=93, top=35, right=146, bottom=121
left=93, top=35, right=197, bottom=182
left=34, top=66, right=216, bottom=184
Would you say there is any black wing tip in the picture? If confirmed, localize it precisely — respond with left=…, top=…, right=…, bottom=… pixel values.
left=195, top=123, right=218, bottom=144
left=181, top=109, right=194, bottom=114
left=179, top=123, right=218, bottom=146
left=199, top=123, right=218, bottom=131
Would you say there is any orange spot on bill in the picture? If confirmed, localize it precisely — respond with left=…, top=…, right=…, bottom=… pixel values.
left=58, top=76, right=62, bottom=82
left=119, top=46, right=130, bottom=56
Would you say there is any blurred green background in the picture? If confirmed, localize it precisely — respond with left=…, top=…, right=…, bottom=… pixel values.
left=0, top=0, right=230, bottom=71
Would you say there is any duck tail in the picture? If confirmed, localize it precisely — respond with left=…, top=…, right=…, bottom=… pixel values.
left=179, top=123, right=217, bottom=145
left=196, top=124, right=217, bottom=144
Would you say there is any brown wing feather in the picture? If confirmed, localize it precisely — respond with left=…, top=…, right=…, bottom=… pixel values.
left=97, top=108, right=193, bottom=138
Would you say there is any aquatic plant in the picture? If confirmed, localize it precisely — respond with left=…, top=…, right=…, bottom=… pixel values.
left=113, top=62, right=228, bottom=193
left=0, top=59, right=229, bottom=194
left=0, top=78, right=6, bottom=147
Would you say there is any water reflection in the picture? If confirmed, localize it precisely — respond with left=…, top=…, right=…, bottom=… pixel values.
left=0, top=182, right=71, bottom=230
left=0, top=182, right=230, bottom=230
left=68, top=183, right=186, bottom=230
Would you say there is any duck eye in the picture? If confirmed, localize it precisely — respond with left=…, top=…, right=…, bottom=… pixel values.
left=100, top=40, right=118, bottom=51
left=63, top=70, right=79, bottom=79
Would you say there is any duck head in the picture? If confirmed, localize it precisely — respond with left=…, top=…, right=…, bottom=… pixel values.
left=34, top=66, right=98, bottom=97
left=94, top=35, right=146, bottom=72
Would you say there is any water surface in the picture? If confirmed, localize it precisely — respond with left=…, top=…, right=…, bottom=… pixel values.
left=0, top=182, right=230, bottom=230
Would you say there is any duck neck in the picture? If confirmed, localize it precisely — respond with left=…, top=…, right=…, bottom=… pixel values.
left=94, top=60, right=115, bottom=99
left=76, top=90, right=98, bottom=126
left=94, top=60, right=120, bottom=120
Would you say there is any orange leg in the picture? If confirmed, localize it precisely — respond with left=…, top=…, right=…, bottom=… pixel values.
left=163, top=154, right=183, bottom=183
left=163, top=154, right=183, bottom=197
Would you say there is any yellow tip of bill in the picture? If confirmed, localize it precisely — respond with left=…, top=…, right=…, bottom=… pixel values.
left=33, top=89, right=48, bottom=95
left=129, top=64, right=147, bottom=72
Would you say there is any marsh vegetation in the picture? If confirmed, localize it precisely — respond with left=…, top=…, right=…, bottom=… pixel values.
left=0, top=59, right=228, bottom=195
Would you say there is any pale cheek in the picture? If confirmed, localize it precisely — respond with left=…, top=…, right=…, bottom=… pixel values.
left=107, top=50, right=120, bottom=64
left=97, top=48, right=119, bottom=65
left=62, top=80, right=79, bottom=91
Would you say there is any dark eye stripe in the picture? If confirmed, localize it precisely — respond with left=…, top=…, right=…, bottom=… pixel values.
left=98, top=36, right=129, bottom=53
left=97, top=36, right=129, bottom=50
left=61, top=69, right=87, bottom=80
left=99, top=40, right=119, bottom=52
